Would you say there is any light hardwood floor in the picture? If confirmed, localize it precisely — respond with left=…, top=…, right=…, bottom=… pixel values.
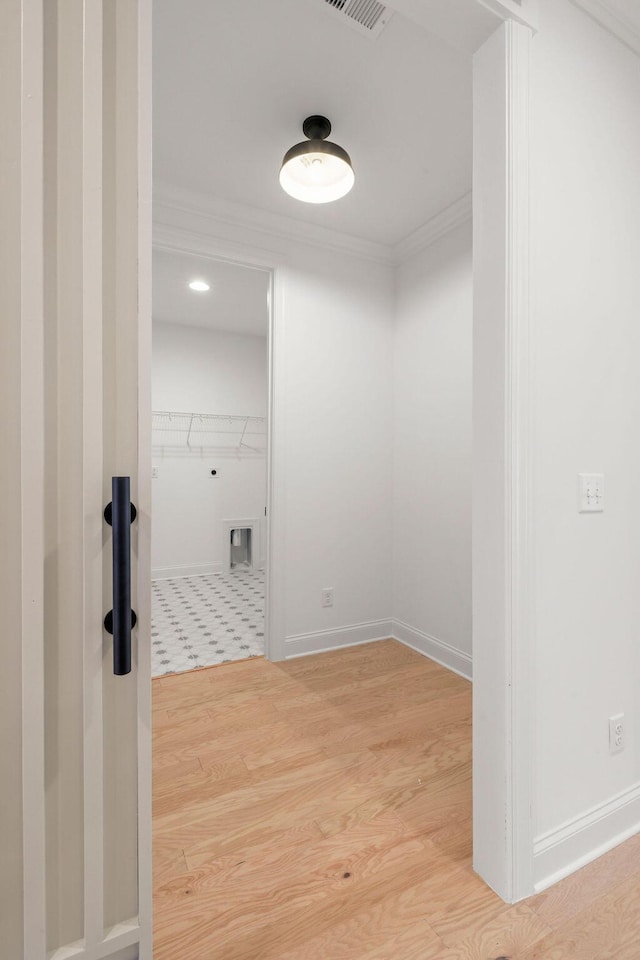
left=153, top=639, right=640, bottom=959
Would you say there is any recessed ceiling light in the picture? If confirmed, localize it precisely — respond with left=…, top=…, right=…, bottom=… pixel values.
left=188, top=279, right=210, bottom=292
left=279, top=116, right=354, bottom=204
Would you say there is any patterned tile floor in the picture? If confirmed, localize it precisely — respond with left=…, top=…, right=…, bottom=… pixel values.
left=151, top=569, right=265, bottom=676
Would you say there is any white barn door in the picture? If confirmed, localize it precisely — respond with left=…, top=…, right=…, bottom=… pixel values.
left=0, top=1, right=152, bottom=958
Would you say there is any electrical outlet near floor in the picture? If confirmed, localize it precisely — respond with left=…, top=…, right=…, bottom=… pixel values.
left=321, top=587, right=334, bottom=608
left=609, top=714, right=625, bottom=754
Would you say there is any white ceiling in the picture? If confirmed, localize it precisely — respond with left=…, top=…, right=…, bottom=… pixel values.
left=570, top=0, right=640, bottom=44
left=153, top=0, right=473, bottom=247
left=152, top=248, right=269, bottom=336
left=596, top=0, right=640, bottom=28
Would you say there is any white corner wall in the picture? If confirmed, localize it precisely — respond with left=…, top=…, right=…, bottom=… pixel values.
left=151, top=199, right=474, bottom=665
left=392, top=222, right=473, bottom=679
left=152, top=322, right=268, bottom=577
left=531, top=0, right=640, bottom=888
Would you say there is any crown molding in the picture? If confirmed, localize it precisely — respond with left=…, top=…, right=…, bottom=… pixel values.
left=385, top=0, right=538, bottom=55
left=153, top=182, right=393, bottom=266
left=153, top=182, right=473, bottom=268
left=153, top=220, right=282, bottom=271
left=570, top=0, right=640, bottom=56
left=392, top=193, right=473, bottom=264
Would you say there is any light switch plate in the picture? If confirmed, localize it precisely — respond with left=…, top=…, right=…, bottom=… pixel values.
left=578, top=473, right=604, bottom=513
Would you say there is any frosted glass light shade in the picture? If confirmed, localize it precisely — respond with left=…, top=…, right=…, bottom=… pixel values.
left=279, top=139, right=354, bottom=204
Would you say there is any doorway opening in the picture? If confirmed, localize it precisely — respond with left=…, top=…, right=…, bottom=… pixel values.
left=149, top=0, right=531, bottom=955
left=150, top=250, right=272, bottom=675
left=150, top=0, right=477, bottom=952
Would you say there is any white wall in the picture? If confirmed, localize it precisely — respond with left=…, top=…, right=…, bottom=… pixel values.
left=280, top=252, right=395, bottom=648
left=152, top=211, right=472, bottom=667
left=151, top=226, right=475, bottom=669
left=393, top=222, right=473, bottom=678
left=152, top=322, right=268, bottom=577
left=153, top=321, right=268, bottom=414
left=531, top=0, right=640, bottom=885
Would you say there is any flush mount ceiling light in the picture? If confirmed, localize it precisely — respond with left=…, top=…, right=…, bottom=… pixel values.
left=188, top=279, right=210, bottom=292
left=279, top=116, right=355, bottom=204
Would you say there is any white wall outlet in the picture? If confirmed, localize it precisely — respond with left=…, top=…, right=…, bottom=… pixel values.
left=578, top=473, right=604, bottom=513
left=152, top=466, right=159, bottom=479
left=609, top=713, right=625, bottom=754
left=321, top=588, right=334, bottom=608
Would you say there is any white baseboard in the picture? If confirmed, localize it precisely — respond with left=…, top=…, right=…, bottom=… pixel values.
left=391, top=619, right=472, bottom=681
left=284, top=619, right=394, bottom=658
left=152, top=561, right=223, bottom=581
left=533, top=782, right=640, bottom=892
left=283, top=617, right=474, bottom=680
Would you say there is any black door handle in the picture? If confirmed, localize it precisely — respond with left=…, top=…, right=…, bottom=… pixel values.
left=104, top=476, right=137, bottom=675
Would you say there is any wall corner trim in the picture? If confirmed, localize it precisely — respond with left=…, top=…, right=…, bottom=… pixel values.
left=533, top=784, right=640, bottom=892
left=392, top=193, right=473, bottom=264
left=569, top=0, right=640, bottom=57
left=391, top=620, right=472, bottom=681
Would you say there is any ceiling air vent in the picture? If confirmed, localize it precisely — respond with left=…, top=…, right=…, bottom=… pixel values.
left=322, top=0, right=393, bottom=39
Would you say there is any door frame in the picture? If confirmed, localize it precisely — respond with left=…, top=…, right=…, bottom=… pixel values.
left=471, top=19, right=535, bottom=903
left=151, top=231, right=287, bottom=663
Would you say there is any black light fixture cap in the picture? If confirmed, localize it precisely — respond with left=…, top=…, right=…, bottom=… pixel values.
left=302, top=115, right=332, bottom=140
left=280, top=138, right=352, bottom=170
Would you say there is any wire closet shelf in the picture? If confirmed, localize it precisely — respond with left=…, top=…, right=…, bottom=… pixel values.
left=152, top=411, right=267, bottom=456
